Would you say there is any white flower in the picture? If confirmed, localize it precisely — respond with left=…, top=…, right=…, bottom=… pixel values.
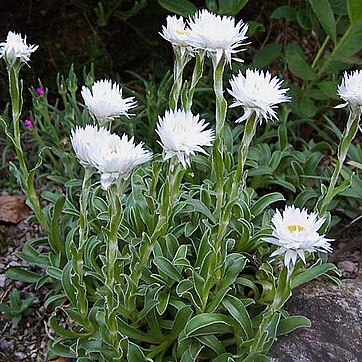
left=156, top=109, right=214, bottom=167
left=0, top=31, right=38, bottom=66
left=160, top=15, right=189, bottom=48
left=96, top=134, right=152, bottom=190
left=228, top=69, right=290, bottom=123
left=185, top=9, right=248, bottom=64
left=264, top=205, right=333, bottom=269
left=81, top=79, right=136, bottom=125
left=336, top=70, right=362, bottom=113
left=70, top=125, right=111, bottom=167
left=70, top=125, right=152, bottom=190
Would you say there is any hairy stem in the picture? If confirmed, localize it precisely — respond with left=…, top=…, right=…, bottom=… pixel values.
left=126, top=161, right=183, bottom=320
left=318, top=109, right=360, bottom=217
left=105, top=183, right=123, bottom=354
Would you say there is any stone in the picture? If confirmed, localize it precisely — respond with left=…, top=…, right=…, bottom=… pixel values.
left=270, top=279, right=362, bottom=362
left=0, top=274, right=5, bottom=288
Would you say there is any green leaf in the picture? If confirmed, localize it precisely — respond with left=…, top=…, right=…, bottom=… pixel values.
left=271, top=6, right=297, bottom=21
left=44, top=294, right=67, bottom=309
left=212, top=353, right=235, bottom=362
left=127, top=342, right=146, bottom=361
left=277, top=315, right=311, bottom=336
left=253, top=43, right=282, bottom=68
left=184, top=313, right=236, bottom=337
left=317, top=80, right=338, bottom=99
left=158, top=0, right=197, bottom=16
left=10, top=289, right=21, bottom=311
left=181, top=196, right=216, bottom=223
left=47, top=266, right=63, bottom=281
left=205, top=287, right=231, bottom=313
left=300, top=96, right=317, bottom=117
left=196, top=335, right=226, bottom=355
left=154, top=256, right=183, bottom=282
left=61, top=261, right=77, bottom=307
left=156, top=288, right=170, bottom=315
left=294, top=189, right=318, bottom=208
left=329, top=0, right=348, bottom=14
left=5, top=268, right=42, bottom=283
left=19, top=296, right=37, bottom=312
left=347, top=0, right=362, bottom=25
left=251, top=192, right=285, bottom=217
left=308, top=0, right=336, bottom=42
left=248, top=166, right=273, bottom=177
left=48, top=340, right=76, bottom=358
left=117, top=317, right=161, bottom=343
left=222, top=295, right=252, bottom=338
left=247, top=21, right=265, bottom=36
left=218, top=0, right=249, bottom=16
left=269, top=178, right=296, bottom=192
left=286, top=43, right=317, bottom=80
left=291, top=261, right=341, bottom=289
left=326, top=22, right=362, bottom=72
left=49, top=314, right=90, bottom=339
left=172, top=306, right=193, bottom=335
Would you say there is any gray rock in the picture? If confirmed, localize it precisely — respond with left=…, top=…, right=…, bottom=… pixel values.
left=270, top=279, right=362, bottom=362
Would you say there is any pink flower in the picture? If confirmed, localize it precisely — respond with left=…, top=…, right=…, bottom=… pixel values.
left=24, top=119, right=34, bottom=129
left=36, top=87, right=44, bottom=96
left=283, top=71, right=290, bottom=78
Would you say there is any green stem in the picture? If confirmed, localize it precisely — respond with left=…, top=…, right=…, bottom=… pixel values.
left=169, top=47, right=190, bottom=110
left=184, top=51, right=205, bottom=111
left=317, top=24, right=351, bottom=79
left=8, top=66, right=27, bottom=174
left=7, top=65, right=49, bottom=232
left=212, top=53, right=227, bottom=216
left=205, top=115, right=259, bottom=300
left=311, top=35, right=330, bottom=70
left=249, top=267, right=293, bottom=355
left=105, top=183, right=123, bottom=353
left=215, top=114, right=258, bottom=262
left=234, top=113, right=257, bottom=190
left=199, top=54, right=228, bottom=310
left=318, top=109, right=360, bottom=217
left=73, top=167, right=93, bottom=321
left=126, top=161, right=183, bottom=320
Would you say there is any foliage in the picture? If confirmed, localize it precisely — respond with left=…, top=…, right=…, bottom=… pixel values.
left=0, top=289, right=37, bottom=327
left=1, top=1, right=361, bottom=361
left=158, top=0, right=250, bottom=16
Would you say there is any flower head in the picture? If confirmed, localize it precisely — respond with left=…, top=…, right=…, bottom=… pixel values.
left=36, top=87, right=44, bottom=96
left=71, top=125, right=152, bottom=189
left=24, top=119, right=34, bottom=129
left=70, top=125, right=112, bottom=167
left=156, top=109, right=214, bottom=167
left=96, top=134, right=152, bottom=190
left=81, top=79, right=137, bottom=125
left=160, top=15, right=189, bottom=48
left=186, top=9, right=248, bottom=64
left=228, top=69, right=290, bottom=123
left=336, top=70, right=362, bottom=113
left=0, top=31, right=38, bottom=66
left=264, top=205, right=332, bottom=269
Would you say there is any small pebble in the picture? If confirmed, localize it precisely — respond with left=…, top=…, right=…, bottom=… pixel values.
left=338, top=260, right=358, bottom=274
left=0, top=274, right=6, bottom=287
left=15, top=351, right=27, bottom=359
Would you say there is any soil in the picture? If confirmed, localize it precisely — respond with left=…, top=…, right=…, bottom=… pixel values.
left=0, top=220, right=50, bottom=362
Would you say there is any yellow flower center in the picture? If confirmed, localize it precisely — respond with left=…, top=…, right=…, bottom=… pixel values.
left=287, top=224, right=305, bottom=233
left=175, top=29, right=186, bottom=35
